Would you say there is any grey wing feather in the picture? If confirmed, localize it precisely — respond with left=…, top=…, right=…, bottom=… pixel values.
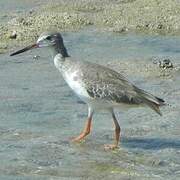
left=81, top=62, right=142, bottom=104
left=80, top=62, right=165, bottom=115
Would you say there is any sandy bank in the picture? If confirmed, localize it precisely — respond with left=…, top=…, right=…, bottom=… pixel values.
left=0, top=0, right=180, bottom=52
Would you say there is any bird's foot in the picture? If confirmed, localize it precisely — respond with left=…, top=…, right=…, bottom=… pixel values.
left=71, top=137, right=83, bottom=142
left=70, top=133, right=87, bottom=142
left=104, top=144, right=118, bottom=150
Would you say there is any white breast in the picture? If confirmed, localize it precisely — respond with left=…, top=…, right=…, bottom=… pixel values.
left=63, top=71, right=91, bottom=102
left=54, top=55, right=89, bottom=99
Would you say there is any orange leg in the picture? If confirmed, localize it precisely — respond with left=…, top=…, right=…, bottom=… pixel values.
left=104, top=110, right=121, bottom=150
left=72, top=107, right=93, bottom=142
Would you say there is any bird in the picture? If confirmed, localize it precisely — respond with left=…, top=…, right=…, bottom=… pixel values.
left=10, top=31, right=165, bottom=149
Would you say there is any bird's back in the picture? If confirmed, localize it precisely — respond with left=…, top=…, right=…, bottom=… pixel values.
left=57, top=57, right=165, bottom=115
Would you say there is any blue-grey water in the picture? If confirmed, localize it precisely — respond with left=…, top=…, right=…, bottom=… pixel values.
left=0, top=0, right=48, bottom=24
left=0, top=1, right=180, bottom=180
left=0, top=29, right=180, bottom=180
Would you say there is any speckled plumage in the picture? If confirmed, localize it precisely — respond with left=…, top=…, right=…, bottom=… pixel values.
left=10, top=31, right=165, bottom=149
left=54, top=54, right=164, bottom=114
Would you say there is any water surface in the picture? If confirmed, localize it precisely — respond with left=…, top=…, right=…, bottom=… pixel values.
left=0, top=30, right=180, bottom=179
left=0, top=0, right=48, bottom=23
left=0, top=1, right=180, bottom=179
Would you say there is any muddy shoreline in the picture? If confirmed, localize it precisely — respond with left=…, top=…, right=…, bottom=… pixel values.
left=1, top=0, right=180, bottom=53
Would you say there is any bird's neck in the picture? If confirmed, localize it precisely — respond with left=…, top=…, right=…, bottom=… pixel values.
left=54, top=53, right=69, bottom=71
left=52, top=42, right=70, bottom=59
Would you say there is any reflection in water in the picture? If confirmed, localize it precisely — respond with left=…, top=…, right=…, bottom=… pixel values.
left=123, top=137, right=180, bottom=150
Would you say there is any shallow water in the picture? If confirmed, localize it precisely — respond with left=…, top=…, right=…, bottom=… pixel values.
left=0, top=0, right=48, bottom=24
left=0, top=29, right=180, bottom=180
left=1, top=1, right=180, bottom=179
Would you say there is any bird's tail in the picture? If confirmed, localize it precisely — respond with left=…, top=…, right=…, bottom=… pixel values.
left=135, top=87, right=165, bottom=116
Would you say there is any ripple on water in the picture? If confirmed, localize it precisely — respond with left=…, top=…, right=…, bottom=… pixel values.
left=0, top=30, right=180, bottom=179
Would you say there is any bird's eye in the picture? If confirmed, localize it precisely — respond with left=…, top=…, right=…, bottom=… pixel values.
left=46, top=36, right=52, bottom=40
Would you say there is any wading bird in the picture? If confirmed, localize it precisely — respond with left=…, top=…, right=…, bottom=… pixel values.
left=10, top=32, right=165, bottom=149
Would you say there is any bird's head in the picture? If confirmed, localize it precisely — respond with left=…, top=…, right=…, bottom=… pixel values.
left=37, top=32, right=64, bottom=48
left=10, top=31, right=69, bottom=57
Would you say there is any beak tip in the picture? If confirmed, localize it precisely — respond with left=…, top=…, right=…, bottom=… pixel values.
left=10, top=52, right=18, bottom=56
left=9, top=43, right=38, bottom=57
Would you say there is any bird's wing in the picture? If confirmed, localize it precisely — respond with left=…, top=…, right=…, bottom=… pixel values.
left=79, top=61, right=164, bottom=115
left=81, top=62, right=142, bottom=104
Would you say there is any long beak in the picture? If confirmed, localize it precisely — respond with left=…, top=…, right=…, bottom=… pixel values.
left=10, top=43, right=39, bottom=56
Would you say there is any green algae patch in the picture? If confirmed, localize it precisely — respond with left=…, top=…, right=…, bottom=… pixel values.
left=0, top=43, right=8, bottom=54
left=92, top=162, right=139, bottom=176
